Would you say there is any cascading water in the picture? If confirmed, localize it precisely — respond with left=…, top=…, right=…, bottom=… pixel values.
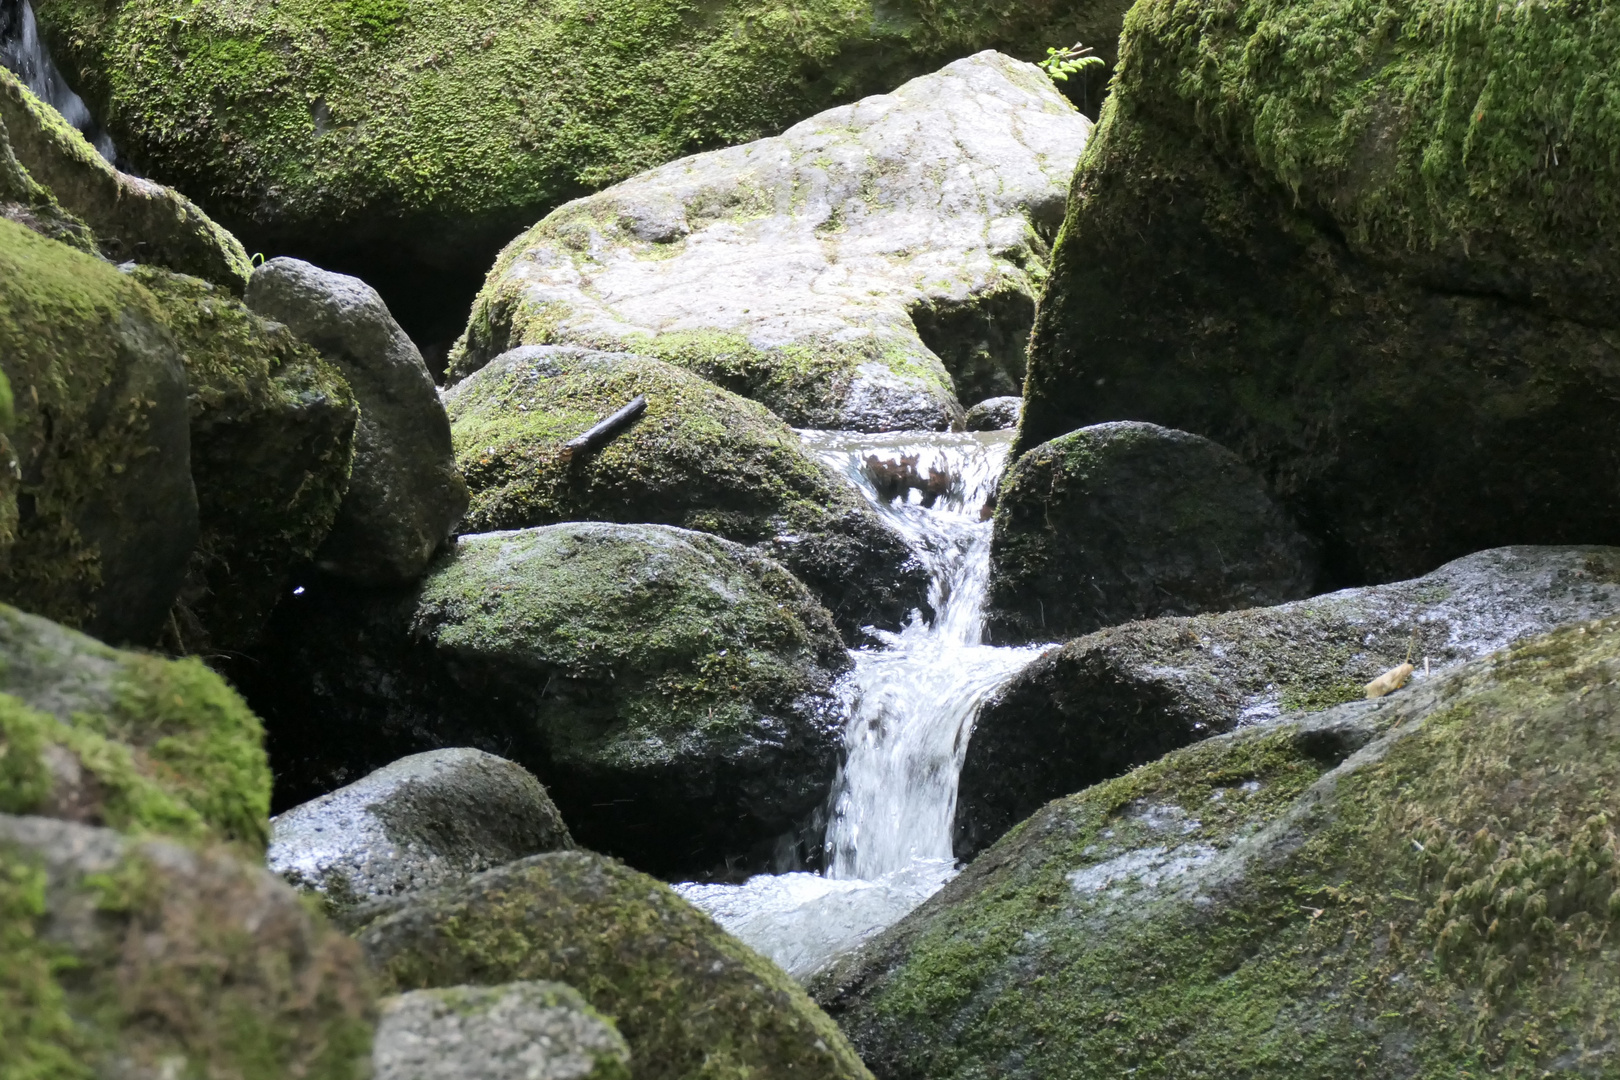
left=676, top=428, right=1050, bottom=979
left=1, top=0, right=117, bottom=163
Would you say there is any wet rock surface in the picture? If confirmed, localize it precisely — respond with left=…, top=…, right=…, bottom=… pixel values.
left=269, top=748, right=573, bottom=912
left=964, top=396, right=1021, bottom=431
left=453, top=52, right=1090, bottom=431
left=957, top=545, right=1620, bottom=859
left=986, top=422, right=1316, bottom=643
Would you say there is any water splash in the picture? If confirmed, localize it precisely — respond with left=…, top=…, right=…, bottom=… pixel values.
left=1, top=0, right=117, bottom=163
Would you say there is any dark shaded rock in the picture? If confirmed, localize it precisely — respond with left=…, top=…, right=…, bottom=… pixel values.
left=373, top=981, right=630, bottom=1080
left=817, top=618, right=1620, bottom=1079
left=963, top=396, right=1021, bottom=431
left=0, top=216, right=195, bottom=645
left=446, top=345, right=927, bottom=638
left=268, top=748, right=572, bottom=913
left=129, top=266, right=357, bottom=655
left=1018, top=0, right=1620, bottom=587
left=246, top=257, right=467, bottom=585
left=985, top=422, right=1315, bottom=643
left=238, top=523, right=849, bottom=879
left=957, top=545, right=1620, bottom=859
left=0, top=813, right=374, bottom=1079
left=359, top=849, right=872, bottom=1080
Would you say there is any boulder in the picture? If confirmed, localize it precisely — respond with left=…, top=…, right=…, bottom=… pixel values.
left=129, top=265, right=357, bottom=654
left=817, top=617, right=1620, bottom=1079
left=246, top=257, right=467, bottom=585
left=0, top=65, right=251, bottom=290
left=1018, top=0, right=1620, bottom=587
left=446, top=345, right=927, bottom=636
left=0, top=215, right=196, bottom=645
left=238, top=523, right=849, bottom=878
left=27, top=0, right=1130, bottom=353
left=451, top=52, right=1092, bottom=431
left=0, top=96, right=93, bottom=251
left=0, top=603, right=271, bottom=848
left=0, top=813, right=374, bottom=1079
left=957, top=545, right=1620, bottom=859
left=359, top=849, right=872, bottom=1080
left=268, top=748, right=572, bottom=913
left=963, top=396, right=1021, bottom=431
left=986, top=422, right=1316, bottom=643
left=373, top=982, right=630, bottom=1080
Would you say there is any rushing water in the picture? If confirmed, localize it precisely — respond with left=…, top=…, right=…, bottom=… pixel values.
left=1, top=0, right=117, bottom=163
left=676, top=428, right=1050, bottom=979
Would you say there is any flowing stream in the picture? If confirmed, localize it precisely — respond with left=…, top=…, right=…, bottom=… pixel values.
left=677, top=429, right=1049, bottom=979
left=1, top=0, right=117, bottom=163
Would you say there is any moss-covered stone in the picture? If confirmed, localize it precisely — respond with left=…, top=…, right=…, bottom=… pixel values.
left=0, top=216, right=196, bottom=645
left=447, top=346, right=926, bottom=637
left=0, top=603, right=272, bottom=850
left=0, top=813, right=374, bottom=1080
left=30, top=0, right=1129, bottom=347
left=0, top=105, right=95, bottom=253
left=359, top=849, right=871, bottom=1080
left=816, top=616, right=1620, bottom=1078
left=1019, top=0, right=1620, bottom=586
left=235, top=523, right=849, bottom=878
left=129, top=265, right=358, bottom=655
left=0, top=66, right=251, bottom=291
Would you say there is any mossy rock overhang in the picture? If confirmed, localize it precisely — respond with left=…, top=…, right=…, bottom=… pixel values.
left=1017, top=0, right=1620, bottom=587
left=446, top=344, right=928, bottom=638
left=26, top=0, right=1128, bottom=359
left=815, top=615, right=1620, bottom=1079
left=231, top=522, right=850, bottom=879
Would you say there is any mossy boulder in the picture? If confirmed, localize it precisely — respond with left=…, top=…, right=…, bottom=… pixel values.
left=0, top=603, right=272, bottom=850
left=0, top=97, right=95, bottom=251
left=0, top=813, right=374, bottom=1080
left=0, top=65, right=251, bottom=291
left=815, top=616, right=1620, bottom=1078
left=0, top=215, right=196, bottom=645
left=450, top=52, right=1092, bottom=430
left=1019, top=0, right=1620, bottom=586
left=236, top=523, right=849, bottom=878
left=28, top=0, right=1128, bottom=353
left=958, top=544, right=1620, bottom=859
left=358, top=849, right=872, bottom=1080
left=986, top=422, right=1316, bottom=643
left=130, top=265, right=357, bottom=655
left=446, top=345, right=927, bottom=637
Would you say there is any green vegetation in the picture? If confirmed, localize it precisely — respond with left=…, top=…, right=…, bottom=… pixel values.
left=1037, top=41, right=1103, bottom=82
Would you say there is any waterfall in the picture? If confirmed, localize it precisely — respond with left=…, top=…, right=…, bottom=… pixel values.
left=1, top=0, right=117, bottom=163
left=676, top=428, right=1050, bottom=979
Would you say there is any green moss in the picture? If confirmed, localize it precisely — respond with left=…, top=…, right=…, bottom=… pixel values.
left=0, top=849, right=92, bottom=1080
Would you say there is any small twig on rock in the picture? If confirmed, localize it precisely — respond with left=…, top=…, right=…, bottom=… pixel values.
left=559, top=395, right=647, bottom=462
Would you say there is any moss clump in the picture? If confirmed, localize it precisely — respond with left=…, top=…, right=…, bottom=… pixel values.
left=818, top=618, right=1620, bottom=1078
left=359, top=849, right=871, bottom=1080
left=0, top=107, right=96, bottom=255
left=130, top=266, right=357, bottom=655
left=0, top=604, right=272, bottom=850
left=0, top=850, right=90, bottom=1080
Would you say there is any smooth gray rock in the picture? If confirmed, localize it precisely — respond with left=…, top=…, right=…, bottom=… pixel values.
left=373, top=982, right=630, bottom=1080
left=247, top=257, right=468, bottom=584
left=964, top=396, right=1022, bottom=431
left=957, top=544, right=1620, bottom=858
left=268, top=748, right=573, bottom=911
left=986, top=421, right=1316, bottom=644
left=450, top=51, right=1092, bottom=431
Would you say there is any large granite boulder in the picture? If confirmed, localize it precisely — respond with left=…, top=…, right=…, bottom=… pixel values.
left=986, top=422, right=1316, bottom=643
left=359, top=849, right=872, bottom=1080
left=957, top=545, right=1620, bottom=859
left=247, top=257, right=467, bottom=585
left=1018, top=0, right=1620, bottom=586
left=451, top=52, right=1092, bottom=430
left=816, top=617, right=1620, bottom=1078
left=239, top=523, right=849, bottom=878
left=0, top=215, right=195, bottom=645
left=1, top=814, right=374, bottom=1079
left=130, top=265, right=357, bottom=654
left=446, top=345, right=927, bottom=637
left=26, top=0, right=1128, bottom=353
left=269, top=748, right=573, bottom=913
left=0, top=603, right=271, bottom=849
